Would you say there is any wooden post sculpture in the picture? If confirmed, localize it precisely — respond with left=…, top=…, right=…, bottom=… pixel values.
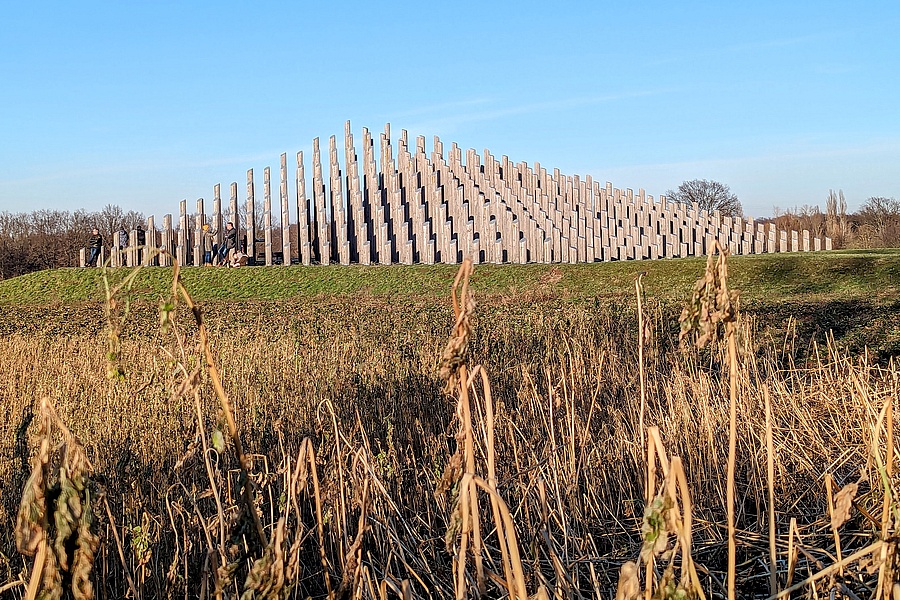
left=280, top=153, right=291, bottom=265
left=143, top=121, right=837, bottom=266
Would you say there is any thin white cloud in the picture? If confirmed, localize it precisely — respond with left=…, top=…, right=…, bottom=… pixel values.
left=601, top=138, right=900, bottom=172
left=0, top=152, right=282, bottom=187
left=389, top=97, right=494, bottom=119
left=402, top=89, right=678, bottom=136
left=584, top=138, right=900, bottom=215
left=644, top=31, right=842, bottom=67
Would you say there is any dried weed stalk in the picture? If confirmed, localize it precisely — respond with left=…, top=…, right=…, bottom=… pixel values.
left=678, top=242, right=740, bottom=600
left=438, top=260, right=528, bottom=600
left=626, top=427, right=705, bottom=600
left=16, top=397, right=99, bottom=600
left=438, top=260, right=475, bottom=394
left=678, top=242, right=739, bottom=348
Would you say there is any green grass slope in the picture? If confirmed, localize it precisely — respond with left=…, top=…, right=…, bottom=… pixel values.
left=1, top=249, right=898, bottom=307
left=0, top=249, right=898, bottom=361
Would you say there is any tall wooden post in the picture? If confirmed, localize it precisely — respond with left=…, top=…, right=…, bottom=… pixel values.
left=312, top=138, right=330, bottom=265
left=296, top=151, right=311, bottom=265
left=145, top=215, right=156, bottom=266
left=329, top=135, right=349, bottom=265
left=194, top=198, right=204, bottom=266
left=263, top=167, right=273, bottom=266
left=124, top=229, right=137, bottom=267
left=246, top=169, right=256, bottom=264
left=161, top=214, right=173, bottom=266
left=213, top=184, right=223, bottom=251
left=345, top=121, right=369, bottom=265
left=229, top=182, right=239, bottom=258
left=177, top=200, right=188, bottom=266
left=280, top=153, right=291, bottom=265
left=363, top=127, right=389, bottom=264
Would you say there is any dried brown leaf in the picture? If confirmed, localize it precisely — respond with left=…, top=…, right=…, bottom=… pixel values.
left=831, top=482, right=858, bottom=530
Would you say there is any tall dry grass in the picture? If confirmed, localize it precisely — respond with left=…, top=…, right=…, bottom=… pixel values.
left=0, top=256, right=897, bottom=599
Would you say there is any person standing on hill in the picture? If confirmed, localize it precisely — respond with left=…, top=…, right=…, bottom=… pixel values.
left=86, top=228, right=103, bottom=267
left=219, top=221, right=237, bottom=265
left=136, top=224, right=146, bottom=264
left=201, top=223, right=216, bottom=265
left=117, top=225, right=129, bottom=252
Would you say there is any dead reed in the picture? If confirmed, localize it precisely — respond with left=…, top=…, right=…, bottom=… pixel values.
left=0, top=253, right=897, bottom=599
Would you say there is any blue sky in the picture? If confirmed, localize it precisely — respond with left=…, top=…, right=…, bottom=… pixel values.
left=1, top=0, right=898, bottom=219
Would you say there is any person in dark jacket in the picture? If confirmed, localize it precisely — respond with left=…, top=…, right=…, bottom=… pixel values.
left=87, top=228, right=103, bottom=267
left=136, top=224, right=146, bottom=264
left=218, top=221, right=237, bottom=265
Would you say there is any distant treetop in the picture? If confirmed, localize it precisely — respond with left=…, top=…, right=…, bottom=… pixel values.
left=666, top=179, right=743, bottom=218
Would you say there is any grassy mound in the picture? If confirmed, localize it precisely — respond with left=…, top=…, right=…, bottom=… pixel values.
left=1, top=249, right=898, bottom=306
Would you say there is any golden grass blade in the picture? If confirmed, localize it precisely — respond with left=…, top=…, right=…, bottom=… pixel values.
left=462, top=474, right=528, bottom=600
left=176, top=278, right=267, bottom=549
left=824, top=474, right=844, bottom=578
left=102, top=496, right=141, bottom=600
left=479, top=367, right=516, bottom=598
left=765, top=386, right=778, bottom=598
left=635, top=271, right=648, bottom=489
left=23, top=536, right=46, bottom=600
left=726, top=324, right=738, bottom=600
left=644, top=428, right=656, bottom=600
left=873, top=395, right=895, bottom=600
left=785, top=517, right=798, bottom=591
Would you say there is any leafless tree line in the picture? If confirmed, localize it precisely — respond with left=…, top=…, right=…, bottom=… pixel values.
left=771, top=190, right=900, bottom=250
left=0, top=204, right=144, bottom=279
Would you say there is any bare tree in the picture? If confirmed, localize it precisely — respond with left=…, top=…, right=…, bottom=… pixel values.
left=857, top=196, right=900, bottom=247
left=229, top=203, right=265, bottom=234
left=666, top=179, right=743, bottom=217
left=95, top=204, right=125, bottom=239
left=825, top=189, right=849, bottom=248
left=122, top=210, right=145, bottom=229
left=0, top=204, right=143, bottom=278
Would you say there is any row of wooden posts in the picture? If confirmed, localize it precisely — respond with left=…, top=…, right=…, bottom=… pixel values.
left=81, top=121, right=832, bottom=268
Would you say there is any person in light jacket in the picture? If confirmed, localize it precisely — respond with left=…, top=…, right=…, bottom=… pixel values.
left=201, top=223, right=216, bottom=265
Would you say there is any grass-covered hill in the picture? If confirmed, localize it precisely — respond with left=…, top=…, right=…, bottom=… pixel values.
left=1, top=248, right=898, bottom=360
left=2, top=249, right=899, bottom=307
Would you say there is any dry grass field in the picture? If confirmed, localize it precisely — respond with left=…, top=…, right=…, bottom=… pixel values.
left=0, top=252, right=897, bottom=599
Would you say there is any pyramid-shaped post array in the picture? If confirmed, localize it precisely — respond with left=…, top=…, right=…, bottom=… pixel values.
left=82, top=122, right=832, bottom=267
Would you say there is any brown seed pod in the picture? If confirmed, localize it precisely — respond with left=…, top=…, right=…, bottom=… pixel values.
left=679, top=245, right=739, bottom=349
